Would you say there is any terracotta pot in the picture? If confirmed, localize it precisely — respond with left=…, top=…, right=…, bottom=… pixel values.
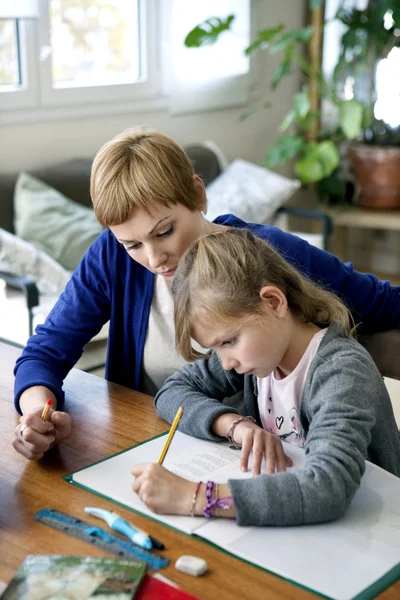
left=348, top=144, right=400, bottom=209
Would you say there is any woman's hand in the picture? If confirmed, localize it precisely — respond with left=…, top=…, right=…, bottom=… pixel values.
left=234, top=420, right=293, bottom=476
left=13, top=407, right=72, bottom=460
left=131, top=463, right=194, bottom=515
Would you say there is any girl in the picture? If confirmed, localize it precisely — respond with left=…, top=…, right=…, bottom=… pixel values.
left=132, top=228, right=400, bottom=526
left=13, top=127, right=400, bottom=461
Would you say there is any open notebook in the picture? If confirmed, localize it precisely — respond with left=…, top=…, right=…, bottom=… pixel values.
left=66, top=431, right=400, bottom=600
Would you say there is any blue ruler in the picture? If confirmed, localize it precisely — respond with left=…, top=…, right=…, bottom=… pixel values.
left=35, top=508, right=169, bottom=571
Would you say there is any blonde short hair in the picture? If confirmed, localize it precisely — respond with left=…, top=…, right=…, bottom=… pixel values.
left=91, top=126, right=201, bottom=227
left=173, top=228, right=352, bottom=362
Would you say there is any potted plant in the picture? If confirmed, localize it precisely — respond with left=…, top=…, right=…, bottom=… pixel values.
left=184, top=0, right=400, bottom=208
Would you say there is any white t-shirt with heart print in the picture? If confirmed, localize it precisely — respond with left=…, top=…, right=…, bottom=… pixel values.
left=257, top=328, right=328, bottom=447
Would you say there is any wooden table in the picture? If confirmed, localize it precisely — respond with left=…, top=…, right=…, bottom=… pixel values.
left=0, top=342, right=398, bottom=600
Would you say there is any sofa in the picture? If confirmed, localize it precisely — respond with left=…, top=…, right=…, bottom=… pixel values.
left=0, top=147, right=222, bottom=343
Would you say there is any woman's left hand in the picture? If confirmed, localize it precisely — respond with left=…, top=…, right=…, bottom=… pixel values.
left=131, top=463, right=194, bottom=515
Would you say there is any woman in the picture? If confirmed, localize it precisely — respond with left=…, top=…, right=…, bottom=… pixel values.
left=13, top=126, right=400, bottom=460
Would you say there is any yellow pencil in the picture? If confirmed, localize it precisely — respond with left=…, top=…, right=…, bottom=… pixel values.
left=157, top=405, right=184, bottom=465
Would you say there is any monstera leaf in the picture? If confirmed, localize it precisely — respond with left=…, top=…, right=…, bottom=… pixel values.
left=184, top=15, right=235, bottom=47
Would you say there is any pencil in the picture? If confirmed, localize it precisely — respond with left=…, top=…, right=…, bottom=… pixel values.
left=41, top=398, right=52, bottom=421
left=157, top=405, right=184, bottom=465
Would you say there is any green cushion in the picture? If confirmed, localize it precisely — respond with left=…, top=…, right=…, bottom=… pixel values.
left=14, top=172, right=103, bottom=271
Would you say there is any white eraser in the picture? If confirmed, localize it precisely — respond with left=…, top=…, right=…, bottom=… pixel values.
left=175, top=555, right=208, bottom=576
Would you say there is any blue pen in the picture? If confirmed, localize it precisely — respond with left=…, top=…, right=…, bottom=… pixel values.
left=84, top=507, right=153, bottom=550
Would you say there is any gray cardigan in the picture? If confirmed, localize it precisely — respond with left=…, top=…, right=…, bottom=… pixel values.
left=155, top=325, right=400, bottom=527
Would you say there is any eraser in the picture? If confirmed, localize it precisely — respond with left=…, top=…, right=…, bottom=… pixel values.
left=175, top=555, right=208, bottom=576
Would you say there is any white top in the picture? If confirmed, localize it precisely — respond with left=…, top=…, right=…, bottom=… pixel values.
left=141, top=275, right=205, bottom=396
left=257, top=328, right=327, bottom=447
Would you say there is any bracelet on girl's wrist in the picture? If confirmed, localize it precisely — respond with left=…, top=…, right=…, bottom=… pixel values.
left=203, top=480, right=233, bottom=518
left=190, top=481, right=202, bottom=517
left=225, top=415, right=257, bottom=449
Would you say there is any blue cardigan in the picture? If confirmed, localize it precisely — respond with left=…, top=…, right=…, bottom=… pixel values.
left=14, top=214, right=400, bottom=412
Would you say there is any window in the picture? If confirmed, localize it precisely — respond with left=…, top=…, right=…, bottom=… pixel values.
left=0, top=20, right=21, bottom=88
left=0, top=0, right=253, bottom=122
left=0, top=0, right=159, bottom=119
left=322, top=0, right=400, bottom=129
left=0, top=16, right=37, bottom=112
left=164, top=0, right=251, bottom=115
left=38, top=0, right=159, bottom=106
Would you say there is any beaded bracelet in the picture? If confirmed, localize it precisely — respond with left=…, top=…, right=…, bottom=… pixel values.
left=190, top=481, right=202, bottom=517
left=203, top=481, right=215, bottom=518
left=203, top=480, right=233, bottom=518
left=226, top=415, right=257, bottom=449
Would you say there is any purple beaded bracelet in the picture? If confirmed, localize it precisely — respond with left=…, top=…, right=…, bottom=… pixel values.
left=203, top=480, right=233, bottom=518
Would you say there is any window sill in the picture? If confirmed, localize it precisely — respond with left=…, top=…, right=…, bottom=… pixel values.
left=0, top=94, right=169, bottom=126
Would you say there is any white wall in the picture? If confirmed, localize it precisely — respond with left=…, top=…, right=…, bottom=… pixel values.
left=0, top=1, right=307, bottom=175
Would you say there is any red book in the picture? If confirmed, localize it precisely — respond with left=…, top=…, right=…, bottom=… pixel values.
left=137, top=574, right=203, bottom=600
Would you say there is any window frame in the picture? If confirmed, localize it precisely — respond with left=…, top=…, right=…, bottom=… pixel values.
left=0, top=19, right=38, bottom=112
left=0, top=0, right=258, bottom=125
left=0, top=0, right=163, bottom=123
left=37, top=0, right=160, bottom=108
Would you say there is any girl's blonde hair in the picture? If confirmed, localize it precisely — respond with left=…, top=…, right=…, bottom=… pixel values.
left=173, top=228, right=352, bottom=362
left=91, top=126, right=201, bottom=227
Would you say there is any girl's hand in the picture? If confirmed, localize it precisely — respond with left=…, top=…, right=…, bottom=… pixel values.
left=131, top=463, right=194, bottom=515
left=13, top=407, right=72, bottom=460
left=233, top=421, right=293, bottom=476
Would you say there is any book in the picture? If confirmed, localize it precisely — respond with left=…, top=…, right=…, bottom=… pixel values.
left=0, top=555, right=147, bottom=600
left=67, top=431, right=400, bottom=600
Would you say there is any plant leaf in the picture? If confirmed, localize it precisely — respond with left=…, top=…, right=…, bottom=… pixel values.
left=279, top=88, right=310, bottom=131
left=279, top=109, right=297, bottom=132
left=270, top=25, right=313, bottom=53
left=294, top=141, right=339, bottom=184
left=264, top=135, right=304, bottom=168
left=184, top=14, right=235, bottom=47
left=244, top=24, right=284, bottom=56
left=271, top=46, right=293, bottom=89
left=295, top=155, right=325, bottom=184
left=315, top=141, right=340, bottom=176
left=339, top=99, right=364, bottom=139
left=294, top=88, right=311, bottom=119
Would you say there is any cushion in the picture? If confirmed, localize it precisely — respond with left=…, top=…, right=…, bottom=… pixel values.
left=0, top=227, right=71, bottom=295
left=14, top=172, right=103, bottom=271
left=205, top=159, right=301, bottom=224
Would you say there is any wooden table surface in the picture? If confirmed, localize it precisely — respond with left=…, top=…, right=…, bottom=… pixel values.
left=0, top=341, right=398, bottom=600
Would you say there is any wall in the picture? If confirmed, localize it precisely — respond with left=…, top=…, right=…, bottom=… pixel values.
left=0, top=1, right=307, bottom=176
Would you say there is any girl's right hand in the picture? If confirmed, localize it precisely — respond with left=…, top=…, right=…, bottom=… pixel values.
left=13, top=407, right=72, bottom=460
left=233, top=420, right=293, bottom=476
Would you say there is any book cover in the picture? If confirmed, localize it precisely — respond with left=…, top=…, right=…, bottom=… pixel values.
left=137, top=574, right=204, bottom=600
left=0, top=555, right=147, bottom=600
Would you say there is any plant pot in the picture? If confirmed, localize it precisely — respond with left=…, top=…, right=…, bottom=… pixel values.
left=348, top=144, right=400, bottom=209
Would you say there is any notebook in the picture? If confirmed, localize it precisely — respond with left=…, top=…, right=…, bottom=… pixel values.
left=66, top=431, right=400, bottom=600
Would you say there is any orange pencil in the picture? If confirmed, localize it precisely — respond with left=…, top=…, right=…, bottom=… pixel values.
left=41, top=398, right=52, bottom=421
